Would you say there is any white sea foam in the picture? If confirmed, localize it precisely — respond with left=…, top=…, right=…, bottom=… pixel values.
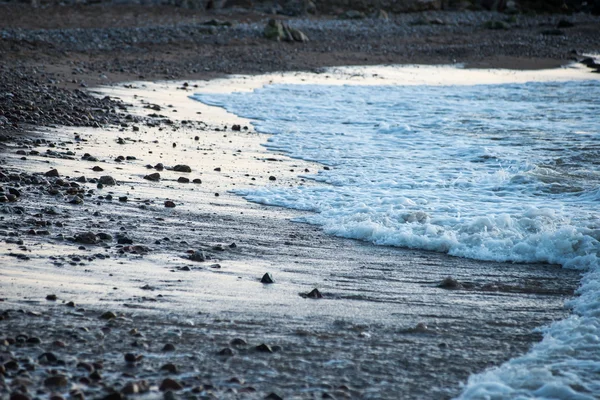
left=193, top=75, right=600, bottom=399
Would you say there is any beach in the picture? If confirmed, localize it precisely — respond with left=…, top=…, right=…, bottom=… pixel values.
left=1, top=3, right=600, bottom=399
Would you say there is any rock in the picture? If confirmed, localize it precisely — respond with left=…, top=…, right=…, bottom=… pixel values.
left=164, top=201, right=176, bottom=208
left=264, top=19, right=308, bottom=43
left=177, top=177, right=189, bottom=183
left=265, top=393, right=283, bottom=400
left=189, top=250, right=206, bottom=262
left=160, top=363, right=178, bottom=373
left=305, top=288, right=323, bottom=299
left=144, top=173, right=161, bottom=182
left=231, top=124, right=241, bottom=131
left=162, top=343, right=176, bottom=352
left=159, top=378, right=183, bottom=391
left=173, top=165, right=192, bottom=173
left=46, top=294, right=57, bottom=301
left=10, top=393, right=31, bottom=400
left=261, top=272, right=275, bottom=284
left=92, top=166, right=104, bottom=172
left=192, top=179, right=202, bottom=184
left=341, top=10, right=366, bottom=19
left=100, top=311, right=117, bottom=320
left=218, top=347, right=234, bottom=356
left=269, top=176, right=277, bottom=181
left=118, top=196, right=127, bottom=202
left=44, top=375, right=68, bottom=388
left=45, top=169, right=59, bottom=177
left=75, top=232, right=98, bottom=244
left=154, top=163, right=164, bottom=171
left=438, top=276, right=463, bottom=289
left=124, top=353, right=142, bottom=363
left=98, top=176, right=116, bottom=186
left=230, top=338, right=247, bottom=346
left=97, top=232, right=113, bottom=241
left=255, top=343, right=273, bottom=353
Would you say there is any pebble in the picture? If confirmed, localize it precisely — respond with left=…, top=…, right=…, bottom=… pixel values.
left=177, top=177, right=189, bottom=183
left=173, top=165, right=191, bottom=173
left=46, top=294, right=58, bottom=301
left=98, top=176, right=117, bottom=186
left=162, top=343, right=176, bottom=352
left=261, top=272, right=275, bottom=284
left=160, top=363, right=178, bottom=373
left=255, top=343, right=273, bottom=353
left=189, top=250, right=205, bottom=262
left=164, top=200, right=176, bottom=208
left=44, top=375, right=68, bottom=388
left=100, top=311, right=117, bottom=320
left=144, top=172, right=161, bottom=181
left=218, top=347, right=234, bottom=356
left=45, top=169, right=59, bottom=177
left=159, top=378, right=183, bottom=391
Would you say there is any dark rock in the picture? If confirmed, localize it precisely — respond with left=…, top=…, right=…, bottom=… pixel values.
left=305, top=288, right=323, bottom=299
left=265, top=393, right=283, bottom=400
left=255, top=343, right=273, bottom=353
left=75, top=232, right=98, bottom=245
left=218, top=347, right=234, bottom=356
left=162, top=343, right=176, bottom=352
left=144, top=173, right=161, bottom=182
left=154, top=163, right=164, bottom=171
left=269, top=176, right=277, bottom=181
left=92, top=166, right=104, bottom=172
left=159, top=378, right=183, bottom=391
left=261, top=272, right=275, bottom=284
left=160, top=363, right=178, bottom=373
left=98, top=176, right=116, bottom=186
left=173, top=165, right=192, bottom=173
left=44, top=375, right=68, bottom=388
left=118, top=196, right=127, bottom=202
left=177, top=177, right=189, bottom=183
left=46, top=294, right=58, bottom=301
left=230, top=338, right=247, bottom=346
left=97, top=232, right=113, bottom=241
left=192, top=179, right=202, bottom=184
left=124, top=353, right=142, bottom=363
left=45, top=169, right=59, bottom=177
left=189, top=250, right=206, bottom=262
left=164, top=200, right=176, bottom=208
left=100, top=311, right=117, bottom=320
left=438, top=276, right=463, bottom=289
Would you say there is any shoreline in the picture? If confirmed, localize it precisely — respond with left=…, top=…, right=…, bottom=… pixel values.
left=0, top=67, right=590, bottom=399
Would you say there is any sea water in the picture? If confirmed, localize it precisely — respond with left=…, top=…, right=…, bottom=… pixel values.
left=193, top=72, right=600, bottom=399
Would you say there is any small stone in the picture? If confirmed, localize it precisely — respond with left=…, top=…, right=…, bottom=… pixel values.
left=124, top=353, right=142, bottom=363
left=177, top=177, right=189, bottom=183
left=162, top=343, right=176, bottom=352
left=192, top=178, right=202, bottom=184
left=154, top=163, right=164, bottom=171
left=438, top=276, right=462, bottom=289
left=173, top=165, right=191, bottom=173
left=255, top=343, right=273, bottom=353
left=92, top=166, right=104, bottom=172
left=10, top=393, right=32, bottom=400
left=269, top=176, right=276, bottom=181
left=118, top=196, right=128, bottom=202
left=189, top=250, right=205, bottom=262
left=100, top=311, right=117, bottom=320
left=230, top=338, right=247, bottom=346
left=160, top=363, right=178, bottom=373
left=44, top=375, right=68, bottom=388
left=264, top=393, right=283, bottom=400
left=159, top=378, right=183, bottom=391
left=144, top=173, right=161, bottom=182
left=218, top=347, right=234, bottom=356
left=98, top=176, right=116, bottom=186
left=164, top=201, right=176, bottom=208
left=305, top=288, right=322, bottom=299
left=45, top=169, right=59, bottom=177
left=260, top=273, right=275, bottom=284
left=46, top=294, right=57, bottom=301
left=26, top=337, right=42, bottom=344
left=75, top=232, right=98, bottom=245
left=231, top=124, right=241, bottom=131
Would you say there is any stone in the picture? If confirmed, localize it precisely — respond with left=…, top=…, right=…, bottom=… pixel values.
left=261, top=272, right=275, bottom=284
left=177, top=177, right=189, bottom=183
left=189, top=250, right=206, bottom=262
left=255, top=343, right=273, bottom=353
left=218, top=347, right=234, bottom=356
left=164, top=201, right=176, bottom=208
left=265, top=393, right=283, bottom=400
left=162, top=343, right=176, bottom=352
left=159, top=378, right=183, bottom=391
left=160, top=363, right=178, bottom=373
left=173, top=165, right=192, bottom=173
left=305, top=288, right=323, bottom=299
left=45, top=169, right=59, bottom=177
left=231, top=124, right=241, bottom=131
left=124, top=353, right=142, bottom=363
left=192, top=179, right=202, bottom=184
left=46, top=294, right=57, bottom=301
left=98, top=176, right=116, bottom=186
left=44, top=375, right=68, bottom=388
left=230, top=338, right=247, bottom=346
left=92, top=166, right=104, bottom=172
left=144, top=173, right=161, bottom=182
left=75, top=232, right=98, bottom=244
left=100, top=311, right=117, bottom=320
left=269, top=176, right=276, bottom=181
left=438, top=276, right=462, bottom=289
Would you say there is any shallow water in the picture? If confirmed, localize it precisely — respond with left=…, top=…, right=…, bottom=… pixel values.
left=193, top=66, right=600, bottom=399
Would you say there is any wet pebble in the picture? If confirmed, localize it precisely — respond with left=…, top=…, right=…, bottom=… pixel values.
left=159, top=378, right=183, bottom=391
left=144, top=173, right=160, bottom=182
left=164, top=201, right=176, bottom=208
left=261, top=272, right=275, bottom=284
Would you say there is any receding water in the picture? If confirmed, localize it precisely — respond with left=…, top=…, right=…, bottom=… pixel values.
left=193, top=70, right=600, bottom=399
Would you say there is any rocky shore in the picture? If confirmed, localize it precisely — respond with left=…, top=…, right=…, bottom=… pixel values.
left=1, top=3, right=600, bottom=400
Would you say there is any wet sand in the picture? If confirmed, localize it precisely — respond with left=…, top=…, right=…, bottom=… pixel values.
left=0, top=65, right=591, bottom=399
